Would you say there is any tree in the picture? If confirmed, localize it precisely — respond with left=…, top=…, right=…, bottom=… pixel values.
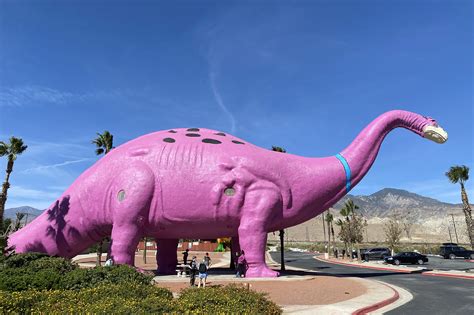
left=0, top=137, right=27, bottom=232
left=325, top=210, right=335, bottom=255
left=1, top=213, right=25, bottom=254
left=384, top=214, right=403, bottom=255
left=336, top=200, right=364, bottom=261
left=272, top=146, right=286, bottom=271
left=446, top=165, right=473, bottom=249
left=92, top=131, right=114, bottom=265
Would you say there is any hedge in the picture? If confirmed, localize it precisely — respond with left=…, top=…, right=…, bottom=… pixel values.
left=0, top=254, right=152, bottom=292
left=0, top=283, right=282, bottom=314
left=0, top=253, right=282, bottom=314
left=0, top=283, right=174, bottom=313
left=176, top=284, right=282, bottom=314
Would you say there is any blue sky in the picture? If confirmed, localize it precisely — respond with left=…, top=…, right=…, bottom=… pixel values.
left=0, top=0, right=472, bottom=209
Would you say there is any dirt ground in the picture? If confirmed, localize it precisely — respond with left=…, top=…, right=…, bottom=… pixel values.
left=76, top=251, right=367, bottom=306
left=156, top=276, right=366, bottom=305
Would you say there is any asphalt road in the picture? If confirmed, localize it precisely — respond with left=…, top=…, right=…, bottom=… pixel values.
left=270, top=251, right=474, bottom=315
left=423, top=256, right=474, bottom=271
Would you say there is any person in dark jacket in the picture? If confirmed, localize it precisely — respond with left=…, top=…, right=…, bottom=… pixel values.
left=182, top=249, right=189, bottom=265
left=189, top=256, right=197, bottom=286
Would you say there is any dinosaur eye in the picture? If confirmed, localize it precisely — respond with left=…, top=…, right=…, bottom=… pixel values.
left=117, top=190, right=126, bottom=202
left=224, top=187, right=235, bottom=196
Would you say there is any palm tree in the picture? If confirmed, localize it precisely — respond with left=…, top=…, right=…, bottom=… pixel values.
left=0, top=137, right=27, bottom=230
left=446, top=165, right=473, bottom=249
left=92, top=131, right=114, bottom=155
left=325, top=210, right=332, bottom=255
left=92, top=131, right=114, bottom=265
left=326, top=210, right=336, bottom=255
left=339, top=199, right=360, bottom=260
left=272, top=146, right=286, bottom=271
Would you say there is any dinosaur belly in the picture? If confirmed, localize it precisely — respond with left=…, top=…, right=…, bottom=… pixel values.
left=148, top=169, right=243, bottom=230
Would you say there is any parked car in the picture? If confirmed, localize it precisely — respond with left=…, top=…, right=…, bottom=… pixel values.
left=384, top=252, right=429, bottom=265
left=439, top=243, right=474, bottom=259
left=361, top=247, right=391, bottom=261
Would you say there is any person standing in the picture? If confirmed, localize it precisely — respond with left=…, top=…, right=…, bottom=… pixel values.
left=236, top=250, right=247, bottom=278
left=204, top=252, right=212, bottom=268
left=189, top=256, right=197, bottom=287
left=182, top=248, right=189, bottom=265
left=198, top=258, right=208, bottom=288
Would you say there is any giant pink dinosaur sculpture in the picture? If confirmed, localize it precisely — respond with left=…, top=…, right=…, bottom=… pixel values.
left=8, top=110, right=447, bottom=277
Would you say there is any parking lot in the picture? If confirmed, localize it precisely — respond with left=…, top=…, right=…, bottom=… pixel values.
left=424, top=256, right=474, bottom=271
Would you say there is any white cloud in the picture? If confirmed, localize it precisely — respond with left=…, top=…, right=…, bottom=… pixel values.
left=209, top=68, right=237, bottom=134
left=0, top=86, right=74, bottom=107
left=0, top=85, right=141, bottom=107
left=5, top=185, right=63, bottom=209
left=21, top=158, right=93, bottom=174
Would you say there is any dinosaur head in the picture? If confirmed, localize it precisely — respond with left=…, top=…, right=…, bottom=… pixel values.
left=421, top=117, right=448, bottom=144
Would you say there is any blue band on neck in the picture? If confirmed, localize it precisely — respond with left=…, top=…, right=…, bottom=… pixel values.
left=335, top=153, right=351, bottom=192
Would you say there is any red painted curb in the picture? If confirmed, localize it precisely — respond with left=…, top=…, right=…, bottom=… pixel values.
left=352, top=283, right=399, bottom=315
left=465, top=260, right=474, bottom=263
left=423, top=272, right=474, bottom=280
left=315, top=256, right=414, bottom=273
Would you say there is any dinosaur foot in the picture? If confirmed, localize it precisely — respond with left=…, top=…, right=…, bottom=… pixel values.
left=245, top=266, right=280, bottom=278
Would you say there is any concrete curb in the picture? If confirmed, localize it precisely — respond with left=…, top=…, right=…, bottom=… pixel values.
left=351, top=281, right=399, bottom=315
left=281, top=278, right=412, bottom=315
left=423, top=271, right=474, bottom=280
left=265, top=252, right=410, bottom=314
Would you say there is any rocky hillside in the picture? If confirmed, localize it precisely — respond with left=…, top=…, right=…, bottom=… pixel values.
left=268, top=188, right=470, bottom=244
left=334, top=188, right=462, bottom=222
left=4, top=206, right=43, bottom=220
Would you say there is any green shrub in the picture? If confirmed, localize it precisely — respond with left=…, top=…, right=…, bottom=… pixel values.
left=27, top=256, right=77, bottom=273
left=0, top=254, right=151, bottom=292
left=59, top=265, right=153, bottom=290
left=177, top=284, right=282, bottom=314
left=1, top=252, right=49, bottom=269
left=0, top=283, right=174, bottom=313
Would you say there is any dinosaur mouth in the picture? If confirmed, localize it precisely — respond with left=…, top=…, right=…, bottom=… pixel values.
left=423, top=125, right=448, bottom=143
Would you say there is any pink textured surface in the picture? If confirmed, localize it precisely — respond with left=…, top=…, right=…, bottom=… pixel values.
left=8, top=110, right=444, bottom=277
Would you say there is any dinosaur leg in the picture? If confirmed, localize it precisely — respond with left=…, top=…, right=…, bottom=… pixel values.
left=155, top=239, right=179, bottom=274
left=238, top=187, right=281, bottom=278
left=109, top=162, right=155, bottom=266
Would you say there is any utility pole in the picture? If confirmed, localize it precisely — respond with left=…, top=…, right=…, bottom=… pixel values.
left=448, top=226, right=453, bottom=243
left=322, top=215, right=326, bottom=243
left=450, top=214, right=459, bottom=243
left=279, top=230, right=285, bottom=271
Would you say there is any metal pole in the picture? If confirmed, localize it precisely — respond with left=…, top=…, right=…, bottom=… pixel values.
left=279, top=230, right=285, bottom=271
left=451, top=214, right=459, bottom=243
left=321, top=215, right=326, bottom=243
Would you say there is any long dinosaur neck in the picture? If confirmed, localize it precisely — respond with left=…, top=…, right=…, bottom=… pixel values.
left=340, top=110, right=428, bottom=188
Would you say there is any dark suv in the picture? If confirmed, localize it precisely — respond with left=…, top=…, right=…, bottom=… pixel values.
left=362, top=247, right=391, bottom=261
left=440, top=243, right=474, bottom=259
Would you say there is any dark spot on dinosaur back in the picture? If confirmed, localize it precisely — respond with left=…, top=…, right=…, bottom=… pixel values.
left=187, top=128, right=200, bottom=132
left=163, top=138, right=176, bottom=143
left=168, top=130, right=177, bottom=133
left=232, top=140, right=245, bottom=145
left=202, top=138, right=221, bottom=144
left=215, top=132, right=226, bottom=136
left=186, top=133, right=201, bottom=137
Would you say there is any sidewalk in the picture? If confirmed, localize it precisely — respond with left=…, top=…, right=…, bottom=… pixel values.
left=72, top=251, right=412, bottom=314
left=150, top=251, right=412, bottom=314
